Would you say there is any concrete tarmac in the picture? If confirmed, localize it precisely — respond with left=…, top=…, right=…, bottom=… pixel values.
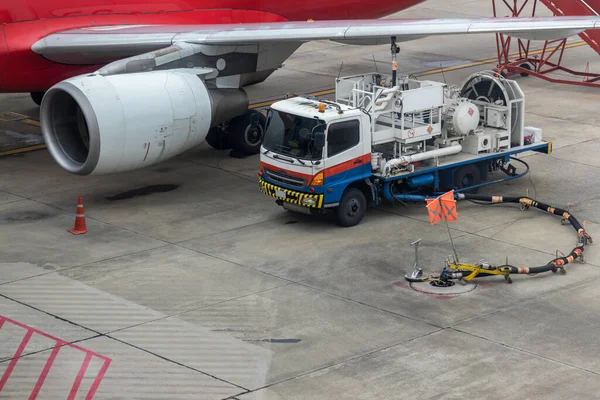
left=2, top=0, right=600, bottom=399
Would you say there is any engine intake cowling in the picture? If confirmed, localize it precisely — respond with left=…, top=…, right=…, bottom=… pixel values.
left=40, top=69, right=248, bottom=175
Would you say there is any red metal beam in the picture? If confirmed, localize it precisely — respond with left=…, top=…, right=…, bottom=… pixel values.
left=492, top=0, right=600, bottom=87
left=540, top=0, right=600, bottom=56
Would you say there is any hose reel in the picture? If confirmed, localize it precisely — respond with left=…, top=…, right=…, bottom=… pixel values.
left=459, top=70, right=522, bottom=134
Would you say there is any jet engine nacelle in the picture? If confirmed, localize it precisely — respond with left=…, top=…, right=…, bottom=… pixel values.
left=40, top=69, right=248, bottom=175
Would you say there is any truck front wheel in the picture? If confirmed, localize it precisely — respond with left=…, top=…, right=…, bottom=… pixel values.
left=335, top=188, right=367, bottom=227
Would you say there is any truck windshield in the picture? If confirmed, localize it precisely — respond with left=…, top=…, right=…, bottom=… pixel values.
left=263, top=109, right=324, bottom=160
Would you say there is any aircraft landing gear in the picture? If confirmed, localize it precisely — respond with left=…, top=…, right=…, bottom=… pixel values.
left=30, top=92, right=45, bottom=106
left=205, top=122, right=232, bottom=150
left=205, top=109, right=266, bottom=157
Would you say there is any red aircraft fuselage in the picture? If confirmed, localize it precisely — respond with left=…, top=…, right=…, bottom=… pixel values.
left=0, top=0, right=426, bottom=93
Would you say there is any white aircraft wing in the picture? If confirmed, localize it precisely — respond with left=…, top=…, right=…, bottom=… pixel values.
left=32, top=16, right=600, bottom=65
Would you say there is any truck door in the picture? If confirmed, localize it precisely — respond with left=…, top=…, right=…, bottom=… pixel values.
left=323, top=118, right=367, bottom=203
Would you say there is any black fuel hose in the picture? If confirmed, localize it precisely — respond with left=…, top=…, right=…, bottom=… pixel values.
left=456, top=194, right=592, bottom=275
left=500, top=246, right=584, bottom=274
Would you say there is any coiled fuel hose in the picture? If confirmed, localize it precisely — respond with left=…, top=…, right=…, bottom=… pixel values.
left=411, top=194, right=593, bottom=285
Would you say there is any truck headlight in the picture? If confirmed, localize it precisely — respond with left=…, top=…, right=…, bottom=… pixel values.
left=302, top=197, right=317, bottom=206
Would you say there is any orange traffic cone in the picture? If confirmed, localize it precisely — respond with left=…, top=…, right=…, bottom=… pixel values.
left=67, top=196, right=87, bottom=235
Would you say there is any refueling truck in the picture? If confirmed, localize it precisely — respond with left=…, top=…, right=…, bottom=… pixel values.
left=257, top=70, right=551, bottom=227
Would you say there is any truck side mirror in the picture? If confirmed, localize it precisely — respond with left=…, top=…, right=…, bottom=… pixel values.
left=314, top=131, right=325, bottom=150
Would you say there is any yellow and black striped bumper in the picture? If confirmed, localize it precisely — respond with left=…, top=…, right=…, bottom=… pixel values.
left=259, top=179, right=324, bottom=208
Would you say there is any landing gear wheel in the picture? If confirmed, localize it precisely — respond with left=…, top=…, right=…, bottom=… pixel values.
left=228, top=110, right=266, bottom=156
left=454, top=164, right=481, bottom=194
left=335, top=188, right=367, bottom=227
left=205, top=123, right=231, bottom=150
left=30, top=92, right=45, bottom=106
left=519, top=63, right=533, bottom=77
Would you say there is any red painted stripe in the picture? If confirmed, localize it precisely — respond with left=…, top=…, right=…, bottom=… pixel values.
left=0, top=330, right=34, bottom=391
left=261, top=161, right=313, bottom=180
left=68, top=353, right=92, bottom=400
left=263, top=153, right=372, bottom=184
left=0, top=318, right=5, bottom=329
left=85, top=359, right=111, bottom=400
left=324, top=153, right=371, bottom=177
left=0, top=315, right=110, bottom=361
left=29, top=342, right=63, bottom=400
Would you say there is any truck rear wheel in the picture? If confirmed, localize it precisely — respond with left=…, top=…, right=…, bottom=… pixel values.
left=335, top=188, right=367, bottom=227
left=454, top=164, right=481, bottom=194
